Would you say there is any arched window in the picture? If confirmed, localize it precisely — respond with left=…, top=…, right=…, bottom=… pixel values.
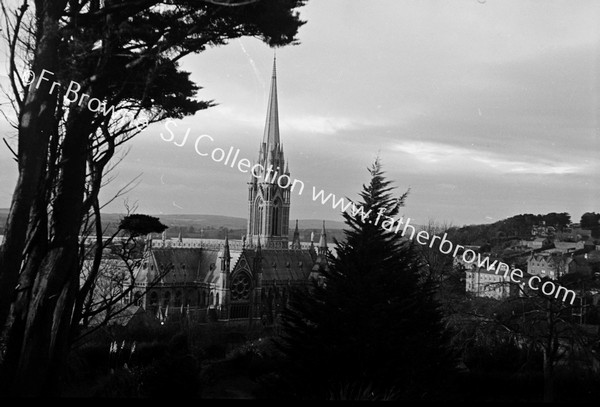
left=149, top=292, right=158, bottom=306
left=216, top=293, right=220, bottom=305
left=253, top=197, right=264, bottom=235
left=231, top=273, right=252, bottom=301
left=134, top=292, right=143, bottom=307
left=209, top=292, right=214, bottom=306
left=272, top=198, right=281, bottom=236
left=163, top=291, right=171, bottom=307
left=175, top=291, right=182, bottom=307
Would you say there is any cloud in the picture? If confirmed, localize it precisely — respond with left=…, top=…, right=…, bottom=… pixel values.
left=282, top=115, right=387, bottom=135
left=472, top=156, right=582, bottom=175
left=393, top=141, right=586, bottom=175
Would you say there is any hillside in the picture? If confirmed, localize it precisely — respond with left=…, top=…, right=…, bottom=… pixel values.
left=446, top=212, right=574, bottom=247
left=0, top=209, right=347, bottom=242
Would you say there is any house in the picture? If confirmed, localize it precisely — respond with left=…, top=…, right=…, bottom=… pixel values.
left=465, top=265, right=513, bottom=300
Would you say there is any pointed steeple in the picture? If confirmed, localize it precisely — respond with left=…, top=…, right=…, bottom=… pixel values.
left=224, top=234, right=230, bottom=260
left=221, top=234, right=231, bottom=272
left=291, top=219, right=301, bottom=249
left=177, top=228, right=182, bottom=244
left=318, top=221, right=327, bottom=255
left=247, top=55, right=290, bottom=247
left=260, top=55, right=281, bottom=170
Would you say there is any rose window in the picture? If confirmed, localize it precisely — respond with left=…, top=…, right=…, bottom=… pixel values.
left=231, top=273, right=252, bottom=301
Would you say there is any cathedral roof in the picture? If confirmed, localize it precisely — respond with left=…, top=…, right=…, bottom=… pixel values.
left=244, top=248, right=314, bottom=282
left=135, top=244, right=323, bottom=288
left=136, top=248, right=213, bottom=285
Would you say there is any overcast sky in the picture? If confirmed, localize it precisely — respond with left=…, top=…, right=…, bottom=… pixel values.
left=1, top=0, right=599, bottom=227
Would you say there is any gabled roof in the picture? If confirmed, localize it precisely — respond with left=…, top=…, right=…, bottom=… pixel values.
left=137, top=248, right=220, bottom=285
left=244, top=248, right=314, bottom=282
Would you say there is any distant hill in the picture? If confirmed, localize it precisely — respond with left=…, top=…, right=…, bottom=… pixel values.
left=446, top=212, right=574, bottom=247
left=0, top=209, right=346, bottom=241
left=96, top=213, right=345, bottom=230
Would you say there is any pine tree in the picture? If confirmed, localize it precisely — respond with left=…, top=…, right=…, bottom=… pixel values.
left=276, top=159, right=455, bottom=400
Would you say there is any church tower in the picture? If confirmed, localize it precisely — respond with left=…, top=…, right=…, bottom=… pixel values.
left=247, top=56, right=291, bottom=248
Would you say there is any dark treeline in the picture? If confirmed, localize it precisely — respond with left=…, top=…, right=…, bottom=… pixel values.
left=447, top=212, right=577, bottom=246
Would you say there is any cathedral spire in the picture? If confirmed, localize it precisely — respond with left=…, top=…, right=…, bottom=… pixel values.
left=318, top=221, right=327, bottom=256
left=247, top=55, right=290, bottom=248
left=221, top=234, right=231, bottom=272
left=260, top=54, right=281, bottom=169
left=291, top=219, right=301, bottom=249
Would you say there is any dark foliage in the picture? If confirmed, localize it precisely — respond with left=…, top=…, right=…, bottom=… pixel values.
left=274, top=159, right=456, bottom=400
left=448, top=212, right=572, bottom=246
left=118, top=214, right=168, bottom=235
left=580, top=212, right=600, bottom=238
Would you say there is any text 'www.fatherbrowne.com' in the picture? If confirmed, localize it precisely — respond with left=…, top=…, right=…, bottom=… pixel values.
left=160, top=122, right=577, bottom=305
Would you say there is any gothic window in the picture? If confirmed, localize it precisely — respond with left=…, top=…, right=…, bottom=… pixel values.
left=272, top=198, right=281, bottom=236
left=231, top=273, right=252, bottom=301
left=209, top=292, right=214, bottom=306
left=149, top=292, right=158, bottom=306
left=259, top=206, right=264, bottom=235
left=134, top=292, right=142, bottom=307
left=216, top=293, right=220, bottom=305
left=163, top=291, right=171, bottom=307
left=175, top=291, right=182, bottom=307
left=254, top=197, right=264, bottom=235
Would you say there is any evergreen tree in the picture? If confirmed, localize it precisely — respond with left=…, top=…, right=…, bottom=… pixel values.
left=275, top=159, right=455, bottom=400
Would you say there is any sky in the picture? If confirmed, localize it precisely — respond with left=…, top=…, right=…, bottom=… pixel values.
left=1, top=0, right=599, bottom=227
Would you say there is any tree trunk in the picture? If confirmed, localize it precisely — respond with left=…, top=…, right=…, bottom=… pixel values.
left=0, top=0, right=66, bottom=337
left=10, top=105, right=93, bottom=395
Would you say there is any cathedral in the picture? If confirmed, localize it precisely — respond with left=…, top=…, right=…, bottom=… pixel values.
left=130, top=58, right=329, bottom=324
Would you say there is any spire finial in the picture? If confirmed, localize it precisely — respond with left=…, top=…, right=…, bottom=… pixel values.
left=221, top=232, right=231, bottom=271
left=224, top=233, right=230, bottom=258
left=291, top=219, right=301, bottom=250
left=319, top=221, right=327, bottom=251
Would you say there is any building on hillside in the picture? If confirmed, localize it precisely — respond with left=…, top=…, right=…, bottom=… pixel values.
left=452, top=245, right=481, bottom=270
left=465, top=265, right=514, bottom=300
left=526, top=252, right=570, bottom=280
left=551, top=241, right=585, bottom=253
left=127, top=57, right=329, bottom=324
left=532, top=224, right=556, bottom=237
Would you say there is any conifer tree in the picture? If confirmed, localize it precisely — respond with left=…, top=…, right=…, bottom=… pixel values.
left=276, top=159, right=455, bottom=400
